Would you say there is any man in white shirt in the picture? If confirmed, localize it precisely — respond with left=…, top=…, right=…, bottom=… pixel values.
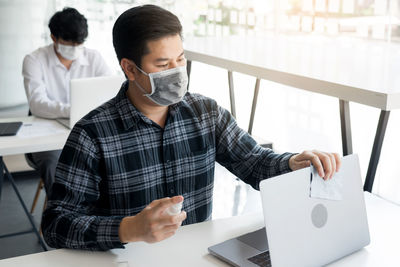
left=22, top=7, right=111, bottom=194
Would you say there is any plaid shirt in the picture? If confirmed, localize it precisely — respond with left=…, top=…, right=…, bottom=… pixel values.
left=42, top=81, right=294, bottom=250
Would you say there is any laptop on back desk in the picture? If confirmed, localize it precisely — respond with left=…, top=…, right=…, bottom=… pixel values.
left=57, top=75, right=125, bottom=129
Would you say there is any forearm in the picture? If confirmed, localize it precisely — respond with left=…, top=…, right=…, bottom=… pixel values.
left=254, top=149, right=294, bottom=178
left=227, top=146, right=295, bottom=190
left=42, top=209, right=125, bottom=251
left=28, top=97, right=70, bottom=118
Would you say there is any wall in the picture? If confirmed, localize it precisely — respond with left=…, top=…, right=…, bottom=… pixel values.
left=0, top=0, right=54, bottom=109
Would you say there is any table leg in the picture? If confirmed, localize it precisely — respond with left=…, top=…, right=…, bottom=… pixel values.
left=339, top=100, right=353, bottom=156
left=0, top=158, right=47, bottom=251
left=0, top=157, right=4, bottom=201
left=364, top=110, right=390, bottom=192
left=227, top=71, right=237, bottom=118
left=248, top=78, right=261, bottom=135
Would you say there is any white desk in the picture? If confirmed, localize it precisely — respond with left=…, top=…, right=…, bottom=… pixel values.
left=184, top=35, right=400, bottom=192
left=0, top=116, right=69, bottom=250
left=1, top=192, right=399, bottom=267
left=0, top=116, right=69, bottom=156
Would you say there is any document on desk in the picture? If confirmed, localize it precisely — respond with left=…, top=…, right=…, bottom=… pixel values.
left=17, top=121, right=66, bottom=138
left=310, top=165, right=343, bottom=201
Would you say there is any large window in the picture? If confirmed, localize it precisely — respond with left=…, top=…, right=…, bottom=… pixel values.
left=192, top=0, right=400, bottom=40
left=2, top=0, right=399, bottom=109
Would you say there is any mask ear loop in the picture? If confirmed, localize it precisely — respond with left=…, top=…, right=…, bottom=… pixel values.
left=131, top=61, right=149, bottom=77
left=130, top=61, right=154, bottom=96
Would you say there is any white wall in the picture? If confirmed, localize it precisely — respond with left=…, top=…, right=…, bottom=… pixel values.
left=0, top=0, right=54, bottom=109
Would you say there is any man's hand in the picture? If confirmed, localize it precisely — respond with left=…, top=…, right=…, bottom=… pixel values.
left=119, top=196, right=187, bottom=243
left=289, top=150, right=341, bottom=180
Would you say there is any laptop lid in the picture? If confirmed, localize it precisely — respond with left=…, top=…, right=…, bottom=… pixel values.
left=67, top=75, right=126, bottom=129
left=259, top=154, right=370, bottom=267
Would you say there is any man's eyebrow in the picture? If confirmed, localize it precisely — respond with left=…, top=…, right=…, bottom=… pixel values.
left=154, top=51, right=185, bottom=62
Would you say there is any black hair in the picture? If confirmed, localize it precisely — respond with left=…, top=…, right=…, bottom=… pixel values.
left=112, top=5, right=182, bottom=68
left=48, top=7, right=88, bottom=43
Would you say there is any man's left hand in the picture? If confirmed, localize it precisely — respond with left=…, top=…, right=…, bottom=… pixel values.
left=288, top=150, right=341, bottom=180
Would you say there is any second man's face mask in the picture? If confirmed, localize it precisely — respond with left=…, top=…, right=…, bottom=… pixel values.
left=56, top=43, right=84, bottom=61
left=134, top=64, right=189, bottom=106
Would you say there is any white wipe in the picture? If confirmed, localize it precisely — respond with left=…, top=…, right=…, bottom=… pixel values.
left=310, top=165, right=343, bottom=201
left=166, top=202, right=183, bottom=216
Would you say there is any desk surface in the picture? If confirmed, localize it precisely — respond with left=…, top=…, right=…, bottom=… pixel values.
left=1, top=192, right=399, bottom=267
left=184, top=35, right=400, bottom=110
left=0, top=116, right=69, bottom=156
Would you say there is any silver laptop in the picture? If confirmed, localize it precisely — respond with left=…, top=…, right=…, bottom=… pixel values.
left=208, top=154, right=370, bottom=267
left=57, top=75, right=126, bottom=129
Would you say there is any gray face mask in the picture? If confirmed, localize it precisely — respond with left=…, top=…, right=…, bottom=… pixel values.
left=134, top=65, right=188, bottom=106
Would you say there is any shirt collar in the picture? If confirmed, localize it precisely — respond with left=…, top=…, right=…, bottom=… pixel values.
left=49, top=44, right=63, bottom=67
left=73, top=49, right=89, bottom=66
left=115, top=81, right=152, bottom=130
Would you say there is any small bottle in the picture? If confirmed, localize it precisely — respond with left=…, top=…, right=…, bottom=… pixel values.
left=166, top=201, right=183, bottom=216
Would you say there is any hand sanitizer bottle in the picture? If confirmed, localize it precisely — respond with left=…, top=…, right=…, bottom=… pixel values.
left=166, top=201, right=183, bottom=216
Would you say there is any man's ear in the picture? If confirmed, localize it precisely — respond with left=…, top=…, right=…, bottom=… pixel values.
left=120, top=58, right=137, bottom=81
left=50, top=34, right=56, bottom=43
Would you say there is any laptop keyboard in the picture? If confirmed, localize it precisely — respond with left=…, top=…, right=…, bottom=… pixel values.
left=247, top=251, right=271, bottom=267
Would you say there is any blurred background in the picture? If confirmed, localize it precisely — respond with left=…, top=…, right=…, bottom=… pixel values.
left=1, top=0, right=399, bottom=217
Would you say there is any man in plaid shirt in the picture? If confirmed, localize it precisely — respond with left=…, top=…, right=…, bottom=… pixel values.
left=42, top=5, right=341, bottom=250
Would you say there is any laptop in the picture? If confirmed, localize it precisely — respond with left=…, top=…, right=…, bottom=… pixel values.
left=0, top=122, right=23, bottom=136
left=57, top=75, right=126, bottom=129
left=208, top=154, right=370, bottom=267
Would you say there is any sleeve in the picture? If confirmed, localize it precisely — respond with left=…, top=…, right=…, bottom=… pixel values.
left=215, top=104, right=295, bottom=190
left=22, top=54, right=70, bottom=118
left=41, top=125, right=125, bottom=250
left=93, top=50, right=112, bottom=77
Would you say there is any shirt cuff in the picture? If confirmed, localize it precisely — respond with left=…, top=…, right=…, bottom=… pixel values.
left=60, top=103, right=70, bottom=118
left=280, top=152, right=297, bottom=173
left=97, top=216, right=126, bottom=250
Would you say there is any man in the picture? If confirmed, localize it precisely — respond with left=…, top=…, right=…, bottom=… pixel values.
left=42, top=5, right=340, bottom=250
left=22, top=7, right=111, bottom=194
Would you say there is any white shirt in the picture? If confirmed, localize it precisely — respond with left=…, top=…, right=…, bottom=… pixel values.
left=22, top=44, right=112, bottom=119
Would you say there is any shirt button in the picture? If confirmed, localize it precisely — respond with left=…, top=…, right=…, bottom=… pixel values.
left=169, top=188, right=175, bottom=194
left=166, top=160, right=171, bottom=164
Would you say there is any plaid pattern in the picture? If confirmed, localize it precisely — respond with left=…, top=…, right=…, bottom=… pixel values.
left=42, top=81, right=294, bottom=250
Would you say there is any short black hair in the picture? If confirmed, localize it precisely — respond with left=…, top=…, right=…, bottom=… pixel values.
left=112, top=5, right=182, bottom=68
left=48, top=7, right=88, bottom=43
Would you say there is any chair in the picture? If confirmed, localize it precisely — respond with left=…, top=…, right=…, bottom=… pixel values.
left=25, top=110, right=47, bottom=213
left=25, top=153, right=47, bottom=214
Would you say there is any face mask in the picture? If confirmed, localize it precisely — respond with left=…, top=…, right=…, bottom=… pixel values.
left=56, top=43, right=83, bottom=60
left=134, top=65, right=188, bottom=106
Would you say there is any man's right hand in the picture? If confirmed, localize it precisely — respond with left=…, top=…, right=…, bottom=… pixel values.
left=118, top=196, right=187, bottom=243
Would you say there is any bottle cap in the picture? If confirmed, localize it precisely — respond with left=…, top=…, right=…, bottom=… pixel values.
left=166, top=201, right=183, bottom=216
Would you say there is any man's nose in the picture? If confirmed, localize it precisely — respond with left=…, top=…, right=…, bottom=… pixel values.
left=169, top=61, right=179, bottom=69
